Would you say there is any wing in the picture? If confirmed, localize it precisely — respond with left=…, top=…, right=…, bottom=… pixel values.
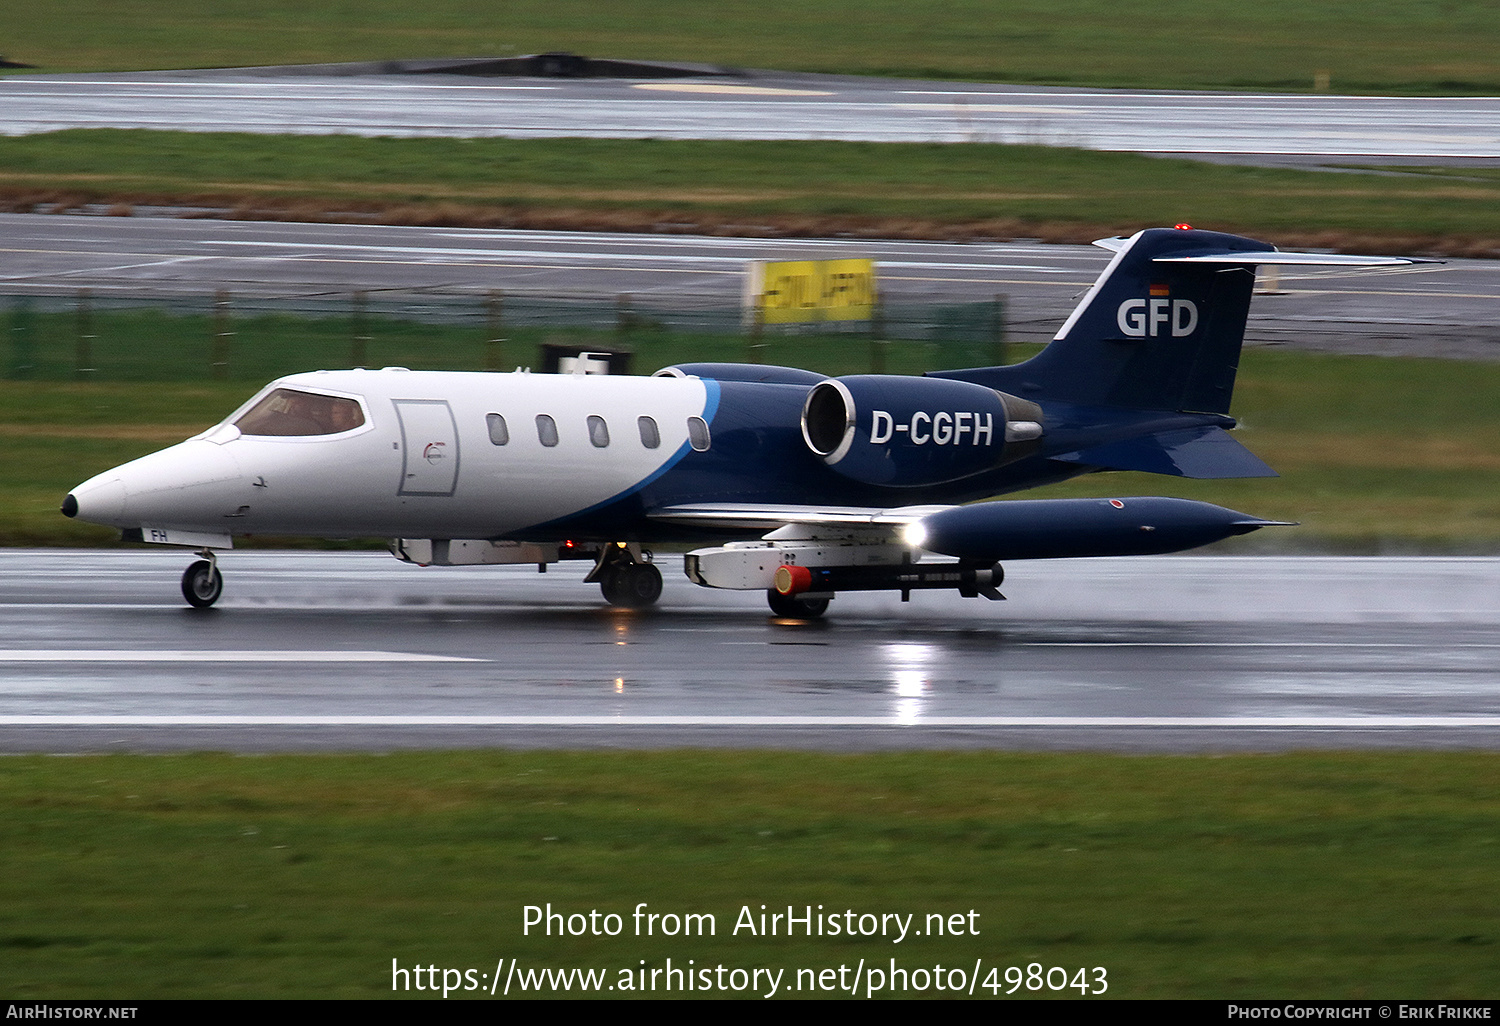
left=648, top=502, right=954, bottom=532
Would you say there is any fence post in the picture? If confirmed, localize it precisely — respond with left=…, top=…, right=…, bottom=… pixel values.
left=616, top=292, right=634, bottom=339
left=746, top=305, right=765, bottom=365
left=485, top=290, right=504, bottom=371
left=350, top=290, right=369, bottom=368
left=992, top=293, right=1008, bottom=366
left=9, top=297, right=34, bottom=380
left=75, top=288, right=96, bottom=380
left=869, top=294, right=886, bottom=374
left=211, top=290, right=232, bottom=379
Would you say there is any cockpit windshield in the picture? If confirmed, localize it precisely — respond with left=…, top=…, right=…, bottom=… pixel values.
left=234, top=388, right=365, bottom=437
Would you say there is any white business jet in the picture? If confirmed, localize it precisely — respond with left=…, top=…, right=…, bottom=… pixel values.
left=62, top=228, right=1419, bottom=615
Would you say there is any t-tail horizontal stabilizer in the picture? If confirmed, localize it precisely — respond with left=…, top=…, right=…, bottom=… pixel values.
left=937, top=227, right=1430, bottom=417
left=1051, top=425, right=1277, bottom=479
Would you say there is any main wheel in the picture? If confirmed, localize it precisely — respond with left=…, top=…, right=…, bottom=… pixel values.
left=767, top=589, right=829, bottom=619
left=181, top=559, right=223, bottom=608
left=599, top=565, right=627, bottom=605
left=627, top=563, right=663, bottom=606
left=601, top=563, right=662, bottom=608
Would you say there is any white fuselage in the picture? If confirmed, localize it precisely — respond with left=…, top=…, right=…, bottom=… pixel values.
left=68, top=368, right=718, bottom=541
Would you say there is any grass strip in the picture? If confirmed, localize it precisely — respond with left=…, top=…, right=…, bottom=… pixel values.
left=1, top=750, right=1497, bottom=998
left=4, top=133, right=1500, bottom=256
left=5, top=0, right=1500, bottom=93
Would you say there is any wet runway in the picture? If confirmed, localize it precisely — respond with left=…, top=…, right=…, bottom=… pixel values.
left=2, top=69, right=1498, bottom=164
left=3, top=550, right=1498, bottom=753
left=3, top=69, right=1499, bottom=757
left=4, top=214, right=1497, bottom=356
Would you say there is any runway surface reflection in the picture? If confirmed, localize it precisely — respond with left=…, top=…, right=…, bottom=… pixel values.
left=2, top=551, right=1498, bottom=752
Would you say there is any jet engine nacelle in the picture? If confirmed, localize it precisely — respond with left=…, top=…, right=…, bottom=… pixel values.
left=800, top=375, right=1042, bottom=487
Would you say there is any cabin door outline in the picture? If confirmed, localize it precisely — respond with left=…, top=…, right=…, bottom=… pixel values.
left=393, top=399, right=460, bottom=497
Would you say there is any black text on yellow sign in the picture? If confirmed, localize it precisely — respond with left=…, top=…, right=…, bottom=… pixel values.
left=749, top=259, right=878, bottom=324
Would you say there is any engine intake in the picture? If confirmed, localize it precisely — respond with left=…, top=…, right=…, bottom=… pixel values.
left=800, top=375, right=1041, bottom=487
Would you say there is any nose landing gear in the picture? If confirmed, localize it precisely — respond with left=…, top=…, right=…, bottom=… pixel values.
left=181, top=550, right=223, bottom=608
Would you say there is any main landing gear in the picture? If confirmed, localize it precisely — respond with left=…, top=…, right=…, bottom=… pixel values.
left=589, top=543, right=662, bottom=608
left=181, top=550, right=223, bottom=608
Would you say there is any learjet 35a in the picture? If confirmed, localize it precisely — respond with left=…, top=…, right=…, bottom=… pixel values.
left=62, top=227, right=1421, bottom=616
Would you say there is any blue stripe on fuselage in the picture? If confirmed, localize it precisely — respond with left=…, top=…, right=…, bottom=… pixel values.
left=523, top=378, right=722, bottom=534
left=520, top=378, right=1227, bottom=542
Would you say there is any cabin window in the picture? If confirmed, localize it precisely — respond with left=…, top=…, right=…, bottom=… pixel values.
left=536, top=414, right=559, bottom=447
left=486, top=413, right=509, bottom=445
left=587, top=415, right=610, bottom=448
left=235, top=388, right=364, bottom=437
left=637, top=416, right=660, bottom=449
left=687, top=416, right=711, bottom=452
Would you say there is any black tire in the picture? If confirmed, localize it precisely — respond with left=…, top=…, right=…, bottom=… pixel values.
left=181, top=560, right=223, bottom=608
left=625, top=563, right=663, bottom=606
left=601, top=563, right=662, bottom=608
left=767, top=589, right=829, bottom=619
left=599, top=565, right=627, bottom=605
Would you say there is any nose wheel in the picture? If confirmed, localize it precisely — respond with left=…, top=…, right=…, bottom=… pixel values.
left=181, top=555, right=223, bottom=608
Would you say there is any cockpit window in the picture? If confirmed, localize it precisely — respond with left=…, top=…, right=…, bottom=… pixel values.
left=235, top=388, right=365, bottom=437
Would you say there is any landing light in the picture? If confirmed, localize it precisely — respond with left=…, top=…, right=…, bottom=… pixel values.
left=901, top=522, right=928, bottom=549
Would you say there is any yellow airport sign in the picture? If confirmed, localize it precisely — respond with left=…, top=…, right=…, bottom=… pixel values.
left=747, top=258, right=878, bottom=324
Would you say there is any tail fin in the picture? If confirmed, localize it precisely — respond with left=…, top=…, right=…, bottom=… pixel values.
left=1013, top=227, right=1271, bottom=413
left=934, top=227, right=1420, bottom=414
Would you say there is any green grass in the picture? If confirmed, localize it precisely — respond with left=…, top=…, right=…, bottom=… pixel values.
left=5, top=1, right=1500, bottom=93
left=1029, top=350, right=1500, bottom=549
left=2, top=751, right=1497, bottom=997
left=8, top=133, right=1500, bottom=254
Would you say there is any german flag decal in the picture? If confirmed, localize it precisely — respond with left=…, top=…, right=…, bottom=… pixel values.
left=1149, top=283, right=1171, bottom=297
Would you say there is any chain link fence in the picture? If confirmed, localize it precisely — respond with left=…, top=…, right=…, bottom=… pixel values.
left=4, top=288, right=1009, bottom=382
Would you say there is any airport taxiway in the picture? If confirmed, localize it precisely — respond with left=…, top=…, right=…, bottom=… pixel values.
left=3, top=550, right=1498, bottom=753
left=2, top=69, right=1498, bottom=165
left=4, top=214, right=1498, bottom=357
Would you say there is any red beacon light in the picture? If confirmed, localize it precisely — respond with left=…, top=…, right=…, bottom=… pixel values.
left=1174, top=223, right=1194, bottom=230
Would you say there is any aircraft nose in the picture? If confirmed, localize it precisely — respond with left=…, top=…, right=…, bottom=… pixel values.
left=64, top=473, right=128, bottom=526
left=65, top=439, right=245, bottom=531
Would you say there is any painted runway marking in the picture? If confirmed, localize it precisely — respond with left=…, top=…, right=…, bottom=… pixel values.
left=632, top=83, right=834, bottom=97
left=0, top=650, right=483, bottom=662
left=5, top=715, right=1499, bottom=728
left=1014, top=642, right=1500, bottom=648
left=200, top=240, right=1077, bottom=275
left=4, top=80, right=560, bottom=92
left=720, top=641, right=1500, bottom=649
